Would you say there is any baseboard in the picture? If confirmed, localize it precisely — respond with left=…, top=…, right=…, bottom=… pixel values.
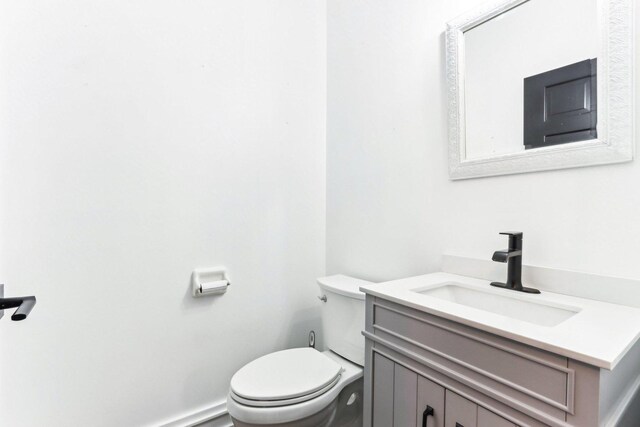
left=158, top=400, right=232, bottom=427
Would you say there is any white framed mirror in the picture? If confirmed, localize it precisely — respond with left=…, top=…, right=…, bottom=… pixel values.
left=446, top=0, right=634, bottom=180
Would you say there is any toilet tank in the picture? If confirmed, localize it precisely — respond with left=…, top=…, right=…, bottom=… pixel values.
left=317, top=275, right=369, bottom=366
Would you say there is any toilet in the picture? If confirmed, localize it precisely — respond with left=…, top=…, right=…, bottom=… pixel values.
left=227, top=275, right=367, bottom=427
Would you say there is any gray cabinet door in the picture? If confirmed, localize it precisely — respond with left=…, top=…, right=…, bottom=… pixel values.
left=445, top=390, right=477, bottom=427
left=394, top=364, right=418, bottom=427
left=372, top=353, right=395, bottom=427
left=371, top=354, right=516, bottom=427
left=477, top=407, right=516, bottom=427
left=417, top=376, right=445, bottom=427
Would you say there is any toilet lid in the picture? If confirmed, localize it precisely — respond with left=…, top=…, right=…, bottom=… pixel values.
left=230, top=348, right=343, bottom=402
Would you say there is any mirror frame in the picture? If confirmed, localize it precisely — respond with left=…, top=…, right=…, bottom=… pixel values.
left=446, top=0, right=634, bottom=180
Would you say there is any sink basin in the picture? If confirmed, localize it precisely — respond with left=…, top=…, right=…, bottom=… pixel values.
left=414, top=282, right=580, bottom=327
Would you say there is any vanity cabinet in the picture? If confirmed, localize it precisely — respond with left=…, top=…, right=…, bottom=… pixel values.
left=362, top=296, right=617, bottom=427
left=372, top=352, right=514, bottom=427
left=372, top=354, right=446, bottom=427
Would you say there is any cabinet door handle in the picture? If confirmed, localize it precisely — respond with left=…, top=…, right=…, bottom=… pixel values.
left=455, top=423, right=464, bottom=427
left=422, top=405, right=434, bottom=427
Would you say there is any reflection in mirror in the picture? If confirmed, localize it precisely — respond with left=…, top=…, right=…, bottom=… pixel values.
left=464, top=0, right=598, bottom=160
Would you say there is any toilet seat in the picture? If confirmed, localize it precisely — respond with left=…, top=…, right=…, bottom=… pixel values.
left=230, top=375, right=341, bottom=407
left=230, top=348, right=343, bottom=407
left=227, top=350, right=363, bottom=425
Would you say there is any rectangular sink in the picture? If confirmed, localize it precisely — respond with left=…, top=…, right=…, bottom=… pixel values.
left=415, top=283, right=580, bottom=327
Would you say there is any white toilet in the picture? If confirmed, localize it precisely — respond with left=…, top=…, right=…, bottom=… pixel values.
left=227, top=275, right=367, bottom=427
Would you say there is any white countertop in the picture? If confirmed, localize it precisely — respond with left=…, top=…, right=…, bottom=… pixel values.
left=360, top=272, right=640, bottom=370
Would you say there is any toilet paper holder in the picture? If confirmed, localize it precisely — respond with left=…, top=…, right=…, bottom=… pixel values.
left=191, top=266, right=230, bottom=297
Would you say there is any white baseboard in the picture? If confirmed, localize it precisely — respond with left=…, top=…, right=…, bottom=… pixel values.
left=158, top=400, right=232, bottom=427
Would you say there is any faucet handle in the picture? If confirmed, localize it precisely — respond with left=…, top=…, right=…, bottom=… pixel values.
left=499, top=231, right=523, bottom=250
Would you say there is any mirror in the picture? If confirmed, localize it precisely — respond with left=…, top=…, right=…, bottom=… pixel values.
left=465, top=0, right=598, bottom=159
left=446, top=0, right=634, bottom=180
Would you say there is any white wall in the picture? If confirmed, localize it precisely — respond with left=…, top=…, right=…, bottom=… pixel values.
left=327, top=0, right=640, bottom=282
left=0, top=1, right=325, bottom=426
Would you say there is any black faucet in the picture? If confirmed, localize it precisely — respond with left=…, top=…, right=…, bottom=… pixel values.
left=490, top=232, right=540, bottom=294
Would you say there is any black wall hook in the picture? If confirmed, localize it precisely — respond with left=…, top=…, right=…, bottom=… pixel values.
left=0, top=284, right=37, bottom=321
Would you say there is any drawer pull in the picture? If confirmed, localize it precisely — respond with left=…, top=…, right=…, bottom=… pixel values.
left=422, top=405, right=434, bottom=427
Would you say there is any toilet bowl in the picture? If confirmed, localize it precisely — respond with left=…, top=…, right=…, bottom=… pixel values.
left=227, top=349, right=362, bottom=426
left=227, top=275, right=368, bottom=426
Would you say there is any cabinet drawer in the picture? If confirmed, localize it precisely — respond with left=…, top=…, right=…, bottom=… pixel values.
left=372, top=299, right=572, bottom=418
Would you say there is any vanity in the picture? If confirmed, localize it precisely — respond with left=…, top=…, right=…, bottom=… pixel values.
left=360, top=273, right=640, bottom=427
left=356, top=0, right=639, bottom=421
